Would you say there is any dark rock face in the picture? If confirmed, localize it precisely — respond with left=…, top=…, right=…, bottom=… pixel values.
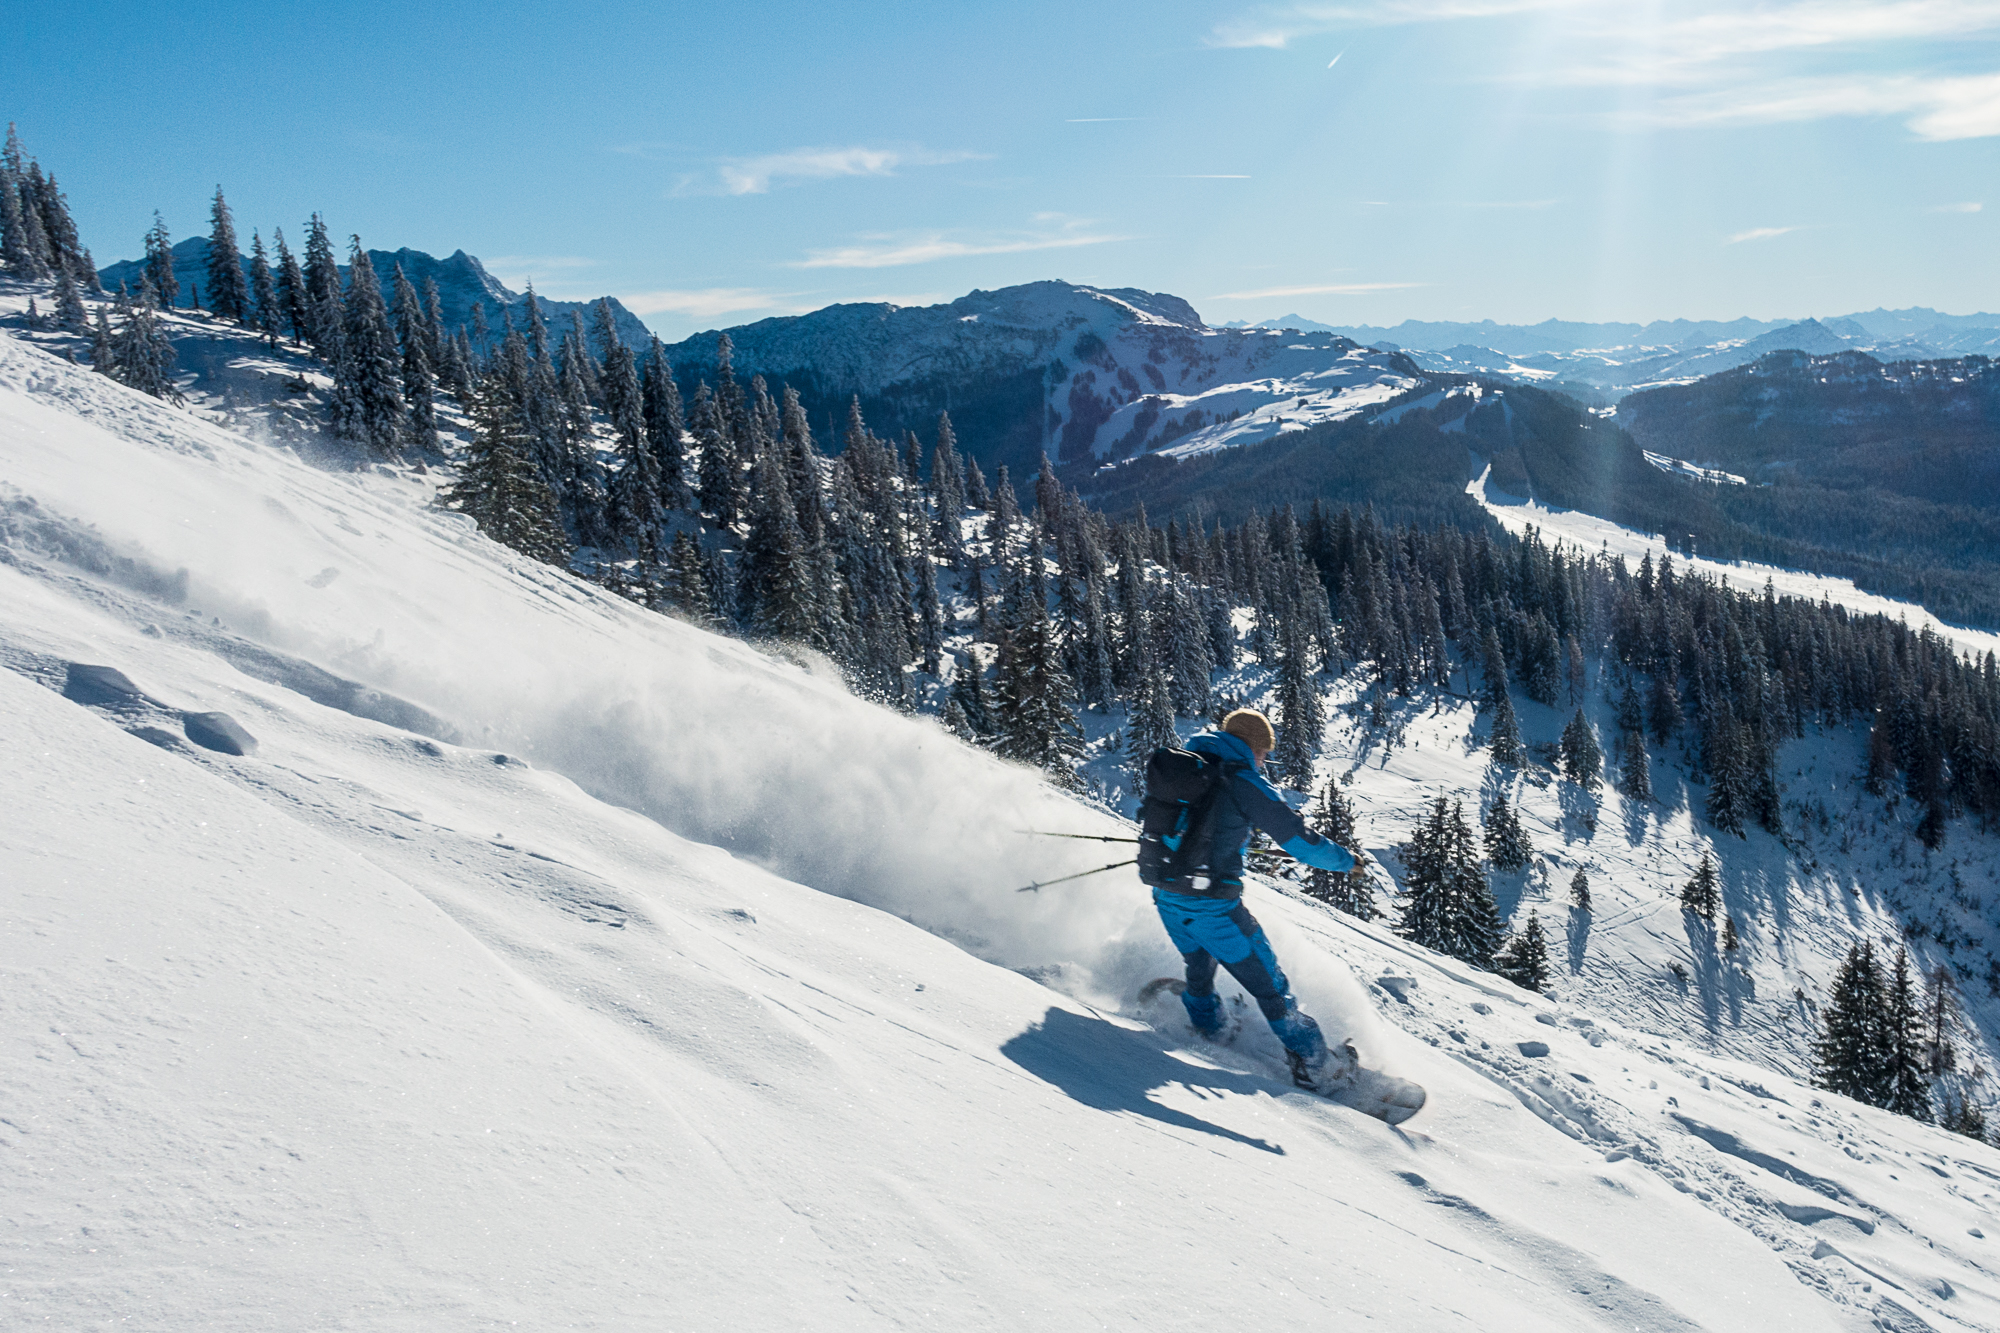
left=63, top=663, right=155, bottom=709
left=182, top=710, right=258, bottom=756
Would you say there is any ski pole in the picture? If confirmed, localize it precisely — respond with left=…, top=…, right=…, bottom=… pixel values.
left=1015, top=830, right=1139, bottom=843
left=1015, top=858, right=1138, bottom=892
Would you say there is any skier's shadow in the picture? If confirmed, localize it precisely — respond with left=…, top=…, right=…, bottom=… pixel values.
left=1002, top=1008, right=1285, bottom=1155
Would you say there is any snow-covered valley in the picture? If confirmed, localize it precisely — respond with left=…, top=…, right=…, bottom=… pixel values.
left=4, top=309, right=2000, bottom=1333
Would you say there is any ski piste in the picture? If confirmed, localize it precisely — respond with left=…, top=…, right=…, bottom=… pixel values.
left=1138, top=977, right=1428, bottom=1125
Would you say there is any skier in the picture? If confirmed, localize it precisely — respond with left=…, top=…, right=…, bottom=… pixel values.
left=1156, top=709, right=1357, bottom=1087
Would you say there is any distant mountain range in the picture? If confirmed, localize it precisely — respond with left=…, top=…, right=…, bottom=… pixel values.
left=98, top=239, right=654, bottom=354
left=1224, top=308, right=2000, bottom=397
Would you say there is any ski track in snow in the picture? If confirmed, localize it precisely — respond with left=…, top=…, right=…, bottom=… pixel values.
left=1, top=304, right=1998, bottom=1330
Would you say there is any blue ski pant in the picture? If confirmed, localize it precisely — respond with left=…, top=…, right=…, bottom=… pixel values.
left=1152, top=888, right=1294, bottom=1023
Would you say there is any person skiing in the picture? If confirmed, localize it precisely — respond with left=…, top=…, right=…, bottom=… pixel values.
left=1155, top=708, right=1357, bottom=1087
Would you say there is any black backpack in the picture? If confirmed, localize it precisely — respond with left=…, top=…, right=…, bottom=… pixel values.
left=1135, top=747, right=1232, bottom=887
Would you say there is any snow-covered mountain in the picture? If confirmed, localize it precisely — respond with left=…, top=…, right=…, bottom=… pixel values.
left=97, top=236, right=654, bottom=352
left=6, top=277, right=2000, bottom=1331
left=1332, top=312, right=2000, bottom=398
left=669, top=281, right=1427, bottom=471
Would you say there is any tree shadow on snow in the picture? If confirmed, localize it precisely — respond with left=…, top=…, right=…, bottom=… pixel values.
left=1001, top=1008, right=1286, bottom=1155
left=1565, top=905, right=1591, bottom=975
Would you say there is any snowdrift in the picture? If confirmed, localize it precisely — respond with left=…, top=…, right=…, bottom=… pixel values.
left=3, top=321, right=1997, bottom=1331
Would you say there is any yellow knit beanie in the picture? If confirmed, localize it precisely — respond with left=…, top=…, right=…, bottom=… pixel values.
left=1221, top=708, right=1276, bottom=754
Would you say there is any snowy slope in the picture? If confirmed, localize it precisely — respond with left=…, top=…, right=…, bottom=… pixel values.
left=672, top=281, right=1425, bottom=464
left=4, top=325, right=2000, bottom=1330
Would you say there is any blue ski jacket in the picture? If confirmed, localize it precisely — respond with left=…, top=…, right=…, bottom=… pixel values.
left=1170, top=729, right=1356, bottom=893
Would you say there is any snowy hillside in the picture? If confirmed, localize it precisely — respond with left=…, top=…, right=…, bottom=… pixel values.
left=671, top=281, right=1426, bottom=467
left=6, top=297, right=2000, bottom=1332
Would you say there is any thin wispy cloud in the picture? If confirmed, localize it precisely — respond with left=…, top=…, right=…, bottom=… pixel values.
left=1210, top=281, right=1423, bottom=299
left=1930, top=200, right=1984, bottom=212
left=1066, top=117, right=1148, bottom=122
left=1643, top=71, right=2000, bottom=141
left=1171, top=174, right=1253, bottom=179
left=681, top=145, right=986, bottom=196
left=1208, top=0, right=2000, bottom=139
left=1209, top=0, right=1571, bottom=48
left=789, top=216, right=1130, bottom=269
left=1726, top=226, right=1797, bottom=244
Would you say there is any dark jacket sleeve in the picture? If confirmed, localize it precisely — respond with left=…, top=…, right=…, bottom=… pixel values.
left=1230, top=768, right=1357, bottom=873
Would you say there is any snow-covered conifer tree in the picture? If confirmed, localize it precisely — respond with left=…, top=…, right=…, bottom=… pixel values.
left=205, top=187, right=249, bottom=323
left=142, top=213, right=177, bottom=308
left=1813, top=941, right=1888, bottom=1107
left=991, top=593, right=1083, bottom=786
left=441, top=377, right=570, bottom=567
left=642, top=338, right=690, bottom=509
left=248, top=232, right=278, bottom=343
left=1482, top=792, right=1530, bottom=872
left=1399, top=798, right=1502, bottom=970
left=302, top=214, right=343, bottom=358
left=1489, top=687, right=1524, bottom=765
left=1680, top=854, right=1720, bottom=922
left=53, top=266, right=86, bottom=331
left=110, top=279, right=182, bottom=402
left=1559, top=708, right=1601, bottom=787
left=1305, top=778, right=1376, bottom=919
left=1494, top=911, right=1551, bottom=992
left=391, top=264, right=436, bottom=441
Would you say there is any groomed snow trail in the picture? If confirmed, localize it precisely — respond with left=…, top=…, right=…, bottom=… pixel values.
left=2, top=326, right=1995, bottom=1331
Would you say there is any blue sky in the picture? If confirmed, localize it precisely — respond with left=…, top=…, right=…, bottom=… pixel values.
left=11, top=0, right=1998, bottom=337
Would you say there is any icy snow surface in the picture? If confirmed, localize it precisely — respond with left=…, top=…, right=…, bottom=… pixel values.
left=2, top=319, right=1998, bottom=1330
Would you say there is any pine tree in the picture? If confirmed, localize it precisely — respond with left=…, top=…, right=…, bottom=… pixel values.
left=1304, top=778, right=1377, bottom=919
left=204, top=187, right=249, bottom=323
left=1704, top=715, right=1750, bottom=837
left=248, top=232, right=278, bottom=343
left=272, top=228, right=307, bottom=344
left=991, top=595, right=1084, bottom=786
left=1494, top=911, right=1551, bottom=993
left=1489, top=687, right=1524, bottom=766
left=110, top=279, right=182, bottom=401
left=1570, top=867, right=1591, bottom=910
left=88, top=303, right=117, bottom=377
left=951, top=649, right=996, bottom=736
left=739, top=450, right=818, bottom=641
left=1126, top=654, right=1178, bottom=793
left=1399, top=798, right=1503, bottom=969
left=1618, top=730, right=1652, bottom=800
left=302, top=214, right=343, bottom=358
left=1883, top=950, right=1932, bottom=1122
left=1814, top=941, right=1889, bottom=1106
left=1270, top=611, right=1323, bottom=784
left=664, top=530, right=714, bottom=621
left=0, top=135, right=47, bottom=278
left=329, top=241, right=405, bottom=454
left=1482, top=792, right=1531, bottom=872
left=391, top=264, right=436, bottom=442
left=36, top=169, right=87, bottom=283
left=53, top=265, right=86, bottom=331
left=11, top=171, right=54, bottom=278
left=440, top=377, right=570, bottom=567
left=142, top=213, right=178, bottom=308
left=642, top=337, right=691, bottom=509
left=1560, top=708, right=1601, bottom=786
left=1722, top=914, right=1740, bottom=951
left=1680, top=854, right=1720, bottom=922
